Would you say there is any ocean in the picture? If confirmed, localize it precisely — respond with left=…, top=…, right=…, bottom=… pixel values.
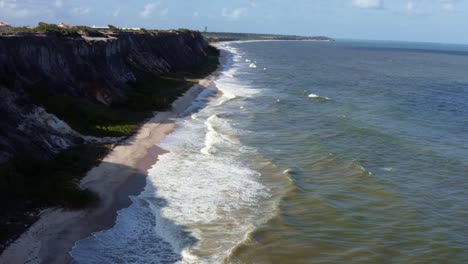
left=71, top=40, right=468, bottom=263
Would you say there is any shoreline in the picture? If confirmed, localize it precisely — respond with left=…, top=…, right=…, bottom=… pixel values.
left=0, top=50, right=226, bottom=264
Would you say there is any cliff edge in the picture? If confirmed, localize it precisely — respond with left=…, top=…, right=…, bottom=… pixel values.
left=0, top=31, right=210, bottom=163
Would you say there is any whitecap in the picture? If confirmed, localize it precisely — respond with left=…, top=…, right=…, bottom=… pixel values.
left=308, top=93, right=330, bottom=100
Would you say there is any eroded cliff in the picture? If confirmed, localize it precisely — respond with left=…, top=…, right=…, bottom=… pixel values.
left=0, top=31, right=210, bottom=162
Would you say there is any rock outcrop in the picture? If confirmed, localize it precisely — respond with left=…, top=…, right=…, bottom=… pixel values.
left=0, top=31, right=210, bottom=162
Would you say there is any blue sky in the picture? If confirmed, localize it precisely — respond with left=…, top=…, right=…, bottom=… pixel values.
left=1, top=0, right=467, bottom=44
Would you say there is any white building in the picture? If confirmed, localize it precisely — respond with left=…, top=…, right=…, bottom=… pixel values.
left=92, top=25, right=109, bottom=30
left=58, top=22, right=72, bottom=29
left=0, top=22, right=12, bottom=30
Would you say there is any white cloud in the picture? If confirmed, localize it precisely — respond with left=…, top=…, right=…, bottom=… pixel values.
left=0, top=0, right=34, bottom=18
left=141, top=3, right=156, bottom=18
left=404, top=1, right=431, bottom=16
left=222, top=7, right=247, bottom=20
left=352, top=0, right=384, bottom=9
left=141, top=2, right=168, bottom=19
left=439, top=0, right=456, bottom=11
left=113, top=8, right=121, bottom=17
left=193, top=11, right=199, bottom=17
left=71, top=7, right=90, bottom=15
left=406, top=1, right=416, bottom=12
left=54, top=0, right=63, bottom=8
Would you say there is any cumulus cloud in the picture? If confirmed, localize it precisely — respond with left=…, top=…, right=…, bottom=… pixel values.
left=439, top=0, right=456, bottom=11
left=141, top=2, right=168, bottom=19
left=404, top=1, right=431, bottom=15
left=406, top=1, right=416, bottom=12
left=54, top=0, right=63, bottom=8
left=0, top=0, right=34, bottom=18
left=222, top=8, right=247, bottom=20
left=352, top=0, right=384, bottom=9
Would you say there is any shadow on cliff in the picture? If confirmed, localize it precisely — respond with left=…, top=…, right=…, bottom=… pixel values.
left=69, top=71, right=221, bottom=262
left=68, top=97, right=220, bottom=262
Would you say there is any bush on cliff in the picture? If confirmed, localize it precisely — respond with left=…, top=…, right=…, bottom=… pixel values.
left=108, top=24, right=120, bottom=32
left=35, top=22, right=80, bottom=37
left=22, top=45, right=220, bottom=137
left=0, top=144, right=108, bottom=209
left=0, top=144, right=109, bottom=249
left=74, top=26, right=105, bottom=37
left=24, top=84, right=149, bottom=137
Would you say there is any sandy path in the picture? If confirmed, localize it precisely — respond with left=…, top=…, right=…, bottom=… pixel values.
left=0, top=63, right=222, bottom=264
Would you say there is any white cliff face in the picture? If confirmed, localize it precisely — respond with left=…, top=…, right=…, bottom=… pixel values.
left=0, top=87, right=76, bottom=161
left=2, top=86, right=122, bottom=162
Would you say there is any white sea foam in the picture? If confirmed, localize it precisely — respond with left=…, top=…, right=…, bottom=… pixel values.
left=308, top=93, right=330, bottom=100
left=382, top=167, right=394, bottom=172
left=249, top=63, right=257, bottom=68
left=214, top=66, right=261, bottom=107
left=179, top=84, right=217, bottom=117
left=71, top=43, right=274, bottom=263
left=201, top=114, right=240, bottom=155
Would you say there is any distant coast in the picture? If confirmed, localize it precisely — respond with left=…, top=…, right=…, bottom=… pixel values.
left=202, top=31, right=334, bottom=42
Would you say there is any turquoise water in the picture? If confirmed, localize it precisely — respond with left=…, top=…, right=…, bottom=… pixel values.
left=71, top=40, right=468, bottom=263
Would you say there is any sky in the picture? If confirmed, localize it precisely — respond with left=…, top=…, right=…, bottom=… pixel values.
left=0, top=0, right=467, bottom=44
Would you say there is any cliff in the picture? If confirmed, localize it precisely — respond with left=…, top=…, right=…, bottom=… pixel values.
left=0, top=31, right=210, bottom=163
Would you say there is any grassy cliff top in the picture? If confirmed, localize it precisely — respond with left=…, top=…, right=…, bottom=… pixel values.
left=0, top=22, right=196, bottom=37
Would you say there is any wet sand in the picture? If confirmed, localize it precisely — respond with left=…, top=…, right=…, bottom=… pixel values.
left=0, top=59, right=224, bottom=264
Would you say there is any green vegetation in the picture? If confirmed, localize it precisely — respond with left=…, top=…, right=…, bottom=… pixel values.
left=0, top=75, right=16, bottom=88
left=182, top=45, right=221, bottom=78
left=0, top=22, right=202, bottom=36
left=0, top=144, right=109, bottom=248
left=0, top=42, right=219, bottom=250
left=0, top=22, right=101, bottom=37
left=0, top=144, right=108, bottom=209
left=202, top=32, right=335, bottom=42
left=121, top=71, right=193, bottom=112
left=34, top=22, right=79, bottom=36
left=119, top=45, right=220, bottom=112
left=22, top=45, right=220, bottom=137
left=107, top=24, right=120, bottom=32
left=25, top=85, right=149, bottom=137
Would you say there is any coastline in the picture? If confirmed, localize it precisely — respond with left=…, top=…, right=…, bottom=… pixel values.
left=0, top=50, right=226, bottom=264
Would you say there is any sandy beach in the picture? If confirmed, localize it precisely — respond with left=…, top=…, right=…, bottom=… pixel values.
left=0, top=52, right=224, bottom=264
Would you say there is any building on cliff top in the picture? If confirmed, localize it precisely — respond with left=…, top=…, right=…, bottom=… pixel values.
left=0, top=22, right=12, bottom=30
left=58, top=22, right=72, bottom=29
left=92, top=25, right=109, bottom=30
